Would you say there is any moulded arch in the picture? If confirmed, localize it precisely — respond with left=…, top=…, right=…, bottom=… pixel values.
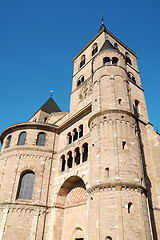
left=56, top=175, right=86, bottom=207
left=72, top=227, right=84, bottom=240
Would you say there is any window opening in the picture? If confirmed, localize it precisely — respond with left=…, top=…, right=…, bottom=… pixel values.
left=75, top=148, right=80, bottom=165
left=18, top=132, right=27, bottom=146
left=68, top=132, right=72, bottom=144
left=118, top=98, right=122, bottom=105
left=92, top=43, right=98, bottom=56
left=105, top=167, right=109, bottom=177
left=36, top=132, right=46, bottom=146
left=6, top=135, right=12, bottom=148
left=77, top=80, right=81, bottom=87
left=112, top=57, right=118, bottom=65
left=103, top=57, right=110, bottom=65
left=82, top=143, right=88, bottom=162
left=125, top=53, right=132, bottom=65
left=106, top=237, right=112, bottom=240
left=61, top=155, right=66, bottom=172
left=81, top=76, right=84, bottom=82
left=17, top=171, right=35, bottom=200
left=44, top=117, right=48, bottom=123
left=73, top=129, right=78, bottom=141
left=122, top=141, right=126, bottom=150
left=67, top=152, right=73, bottom=168
left=134, top=99, right=139, bottom=116
left=80, top=55, right=85, bottom=68
left=79, top=124, right=83, bottom=138
left=128, top=202, right=132, bottom=214
left=114, top=43, right=119, bottom=49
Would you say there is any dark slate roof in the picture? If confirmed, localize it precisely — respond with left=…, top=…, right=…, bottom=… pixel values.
left=99, top=39, right=117, bottom=52
left=40, top=97, right=61, bottom=114
left=98, top=23, right=107, bottom=33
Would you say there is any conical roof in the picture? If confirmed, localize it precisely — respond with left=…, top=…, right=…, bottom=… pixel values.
left=100, top=39, right=117, bottom=52
left=40, top=97, right=61, bottom=114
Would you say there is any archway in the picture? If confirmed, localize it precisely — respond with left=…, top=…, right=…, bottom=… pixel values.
left=55, top=176, right=87, bottom=240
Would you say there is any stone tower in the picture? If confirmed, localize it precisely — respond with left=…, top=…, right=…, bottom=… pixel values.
left=0, top=22, right=160, bottom=240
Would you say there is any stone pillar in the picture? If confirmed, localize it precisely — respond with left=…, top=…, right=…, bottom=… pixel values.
left=80, top=147, right=84, bottom=164
left=65, top=155, right=69, bottom=170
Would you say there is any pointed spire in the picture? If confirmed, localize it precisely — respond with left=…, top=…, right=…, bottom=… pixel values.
left=99, top=15, right=107, bottom=33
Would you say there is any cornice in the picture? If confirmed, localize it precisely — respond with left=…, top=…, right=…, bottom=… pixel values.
left=88, top=109, right=147, bottom=128
left=87, top=182, right=147, bottom=194
left=0, top=103, right=92, bottom=144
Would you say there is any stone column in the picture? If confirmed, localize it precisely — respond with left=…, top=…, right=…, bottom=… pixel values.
left=65, top=155, right=69, bottom=171
left=80, top=147, right=84, bottom=164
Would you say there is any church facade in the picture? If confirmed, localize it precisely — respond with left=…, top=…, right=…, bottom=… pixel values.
left=0, top=23, right=160, bottom=240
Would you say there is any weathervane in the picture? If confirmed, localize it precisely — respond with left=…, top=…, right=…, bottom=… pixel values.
left=50, top=90, right=53, bottom=97
left=101, top=15, right=104, bottom=24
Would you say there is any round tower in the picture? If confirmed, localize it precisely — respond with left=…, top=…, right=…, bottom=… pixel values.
left=87, top=39, right=152, bottom=240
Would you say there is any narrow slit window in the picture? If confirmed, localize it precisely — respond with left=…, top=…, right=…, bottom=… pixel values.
left=82, top=143, right=88, bottom=162
left=122, top=141, right=126, bottom=150
left=75, top=148, right=80, bottom=165
left=105, top=167, right=109, bottom=177
left=128, top=202, right=132, bottom=214
left=6, top=135, right=12, bottom=148
left=79, top=124, right=83, bottom=138
left=73, top=129, right=78, bottom=141
left=61, top=155, right=66, bottom=172
left=67, top=152, right=73, bottom=168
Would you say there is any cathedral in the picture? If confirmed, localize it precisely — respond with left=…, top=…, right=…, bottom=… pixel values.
left=0, top=21, right=160, bottom=240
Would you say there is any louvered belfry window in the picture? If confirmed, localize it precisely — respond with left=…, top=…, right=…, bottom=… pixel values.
left=18, top=171, right=35, bottom=200
left=36, top=132, right=46, bottom=146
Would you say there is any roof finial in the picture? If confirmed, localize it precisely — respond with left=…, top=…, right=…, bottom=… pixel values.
left=50, top=90, right=53, bottom=97
left=101, top=15, right=104, bottom=25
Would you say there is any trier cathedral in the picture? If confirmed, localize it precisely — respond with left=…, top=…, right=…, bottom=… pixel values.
left=0, top=22, right=160, bottom=240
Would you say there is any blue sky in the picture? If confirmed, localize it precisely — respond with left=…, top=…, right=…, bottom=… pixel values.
left=0, top=0, right=160, bottom=144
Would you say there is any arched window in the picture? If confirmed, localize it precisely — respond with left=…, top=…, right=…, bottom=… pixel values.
left=128, top=72, right=136, bottom=83
left=67, top=151, right=73, bottom=168
left=17, top=132, right=27, bottom=146
left=82, top=143, right=88, bottom=162
left=114, top=43, right=119, bottom=50
left=6, top=135, right=12, bottom=148
left=105, top=167, right=109, bottom=177
left=17, top=171, right=35, bottom=200
left=92, top=43, right=98, bottom=56
left=44, top=117, right=48, bottom=123
left=106, top=237, right=112, bottom=240
left=112, top=57, right=118, bottom=65
left=80, top=55, right=86, bottom=68
left=103, top=57, right=110, bottom=65
left=36, top=132, right=46, bottom=146
left=134, top=99, right=139, bottom=116
left=128, top=202, right=132, bottom=214
left=77, top=76, right=84, bottom=87
left=79, top=124, right=83, bottom=138
left=73, top=128, right=78, bottom=141
left=125, top=52, right=132, bottom=65
left=61, top=155, right=66, bottom=172
left=77, top=79, right=81, bottom=87
left=132, top=76, right=136, bottom=83
left=75, top=147, right=80, bottom=165
left=67, top=132, right=72, bottom=144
